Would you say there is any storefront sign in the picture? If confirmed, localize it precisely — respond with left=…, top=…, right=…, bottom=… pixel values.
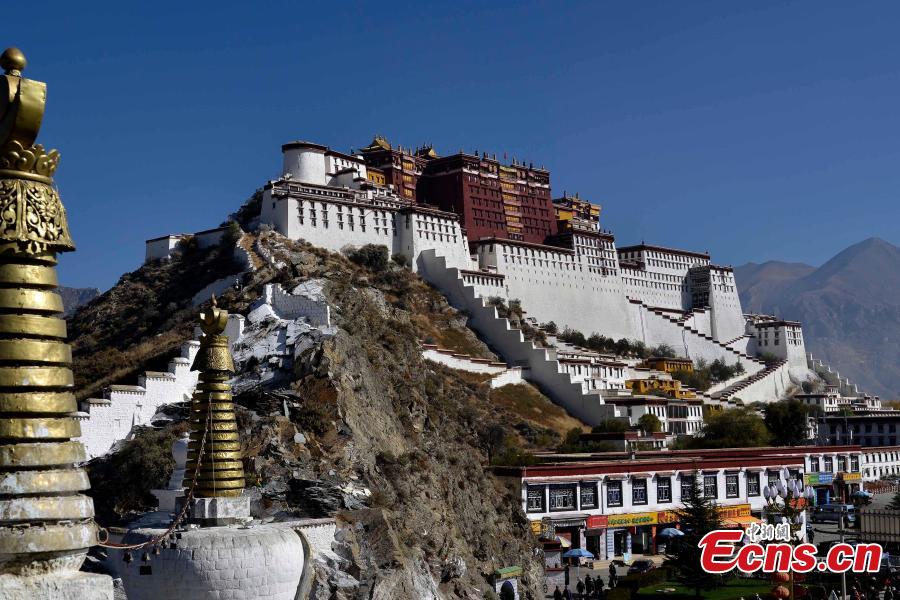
left=587, top=515, right=608, bottom=529
left=607, top=512, right=658, bottom=528
left=805, top=472, right=834, bottom=485
left=658, top=504, right=750, bottom=525
left=718, top=504, right=752, bottom=519
left=840, top=472, right=862, bottom=482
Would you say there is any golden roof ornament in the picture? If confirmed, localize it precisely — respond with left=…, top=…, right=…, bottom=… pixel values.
left=0, top=47, right=97, bottom=575
left=183, top=296, right=244, bottom=499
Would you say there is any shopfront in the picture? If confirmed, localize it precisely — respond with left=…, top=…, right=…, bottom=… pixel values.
left=605, top=512, right=659, bottom=559
left=584, top=515, right=608, bottom=560
left=805, top=471, right=860, bottom=504
left=805, top=471, right=835, bottom=505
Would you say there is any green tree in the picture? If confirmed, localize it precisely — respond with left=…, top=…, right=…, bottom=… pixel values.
left=664, top=476, right=728, bottom=597
left=651, top=343, right=677, bottom=358
left=684, top=408, right=772, bottom=448
left=638, top=413, right=662, bottom=434
left=887, top=489, right=900, bottom=510
left=763, top=398, right=811, bottom=446
left=559, top=327, right=587, bottom=347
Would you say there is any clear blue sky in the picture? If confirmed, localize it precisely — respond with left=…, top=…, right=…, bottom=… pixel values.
left=12, top=1, right=900, bottom=289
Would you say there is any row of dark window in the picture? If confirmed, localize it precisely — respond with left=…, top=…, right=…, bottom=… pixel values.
left=526, top=471, right=799, bottom=513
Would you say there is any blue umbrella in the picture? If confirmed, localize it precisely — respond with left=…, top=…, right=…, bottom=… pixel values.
left=658, top=528, right=685, bottom=538
left=562, top=548, right=595, bottom=559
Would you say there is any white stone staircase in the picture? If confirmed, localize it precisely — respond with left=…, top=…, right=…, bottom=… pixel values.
left=76, top=341, right=201, bottom=459
left=417, top=250, right=616, bottom=425
left=630, top=298, right=765, bottom=373
left=630, top=299, right=801, bottom=405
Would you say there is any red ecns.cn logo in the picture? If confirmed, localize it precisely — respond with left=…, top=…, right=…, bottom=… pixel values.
left=698, top=530, right=882, bottom=575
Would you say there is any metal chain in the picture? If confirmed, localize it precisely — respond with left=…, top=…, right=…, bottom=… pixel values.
left=97, top=409, right=210, bottom=550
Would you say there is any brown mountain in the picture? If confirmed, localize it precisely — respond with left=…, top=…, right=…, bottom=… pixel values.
left=59, top=286, right=100, bottom=316
left=733, top=261, right=815, bottom=314
left=735, top=238, right=900, bottom=399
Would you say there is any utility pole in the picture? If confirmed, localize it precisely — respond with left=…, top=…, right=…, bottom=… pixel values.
left=839, top=513, right=847, bottom=600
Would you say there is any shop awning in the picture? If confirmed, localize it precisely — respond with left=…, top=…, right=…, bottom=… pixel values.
left=724, top=515, right=761, bottom=528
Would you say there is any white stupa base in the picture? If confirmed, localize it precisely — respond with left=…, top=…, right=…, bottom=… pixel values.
left=0, top=571, right=113, bottom=600
left=115, top=523, right=303, bottom=600
left=188, top=495, right=251, bottom=526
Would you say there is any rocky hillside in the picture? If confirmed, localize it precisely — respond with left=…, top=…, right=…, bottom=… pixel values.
left=735, top=237, right=900, bottom=398
left=74, top=230, right=577, bottom=599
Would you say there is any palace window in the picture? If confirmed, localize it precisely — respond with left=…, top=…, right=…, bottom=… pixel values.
left=726, top=473, right=739, bottom=498
left=526, top=486, right=545, bottom=513
left=838, top=457, right=847, bottom=472
left=747, top=472, right=760, bottom=496
left=767, top=471, right=780, bottom=487
left=607, top=481, right=623, bottom=507
left=632, top=479, right=648, bottom=505
left=824, top=457, right=834, bottom=473
left=657, top=477, right=672, bottom=503
left=851, top=456, right=860, bottom=472
left=680, top=475, right=695, bottom=500
left=548, top=484, right=577, bottom=512
left=580, top=482, right=597, bottom=509
left=809, top=457, right=820, bottom=472
left=704, top=475, right=718, bottom=499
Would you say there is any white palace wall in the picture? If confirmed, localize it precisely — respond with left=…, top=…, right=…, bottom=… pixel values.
left=475, top=240, right=636, bottom=340
left=262, top=186, right=472, bottom=272
left=708, top=269, right=744, bottom=343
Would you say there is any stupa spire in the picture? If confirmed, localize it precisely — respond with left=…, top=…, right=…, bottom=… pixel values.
left=0, top=47, right=96, bottom=577
left=183, top=296, right=244, bottom=500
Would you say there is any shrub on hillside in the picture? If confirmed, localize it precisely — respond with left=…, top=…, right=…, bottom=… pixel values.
left=346, top=244, right=389, bottom=272
left=86, top=423, right=185, bottom=525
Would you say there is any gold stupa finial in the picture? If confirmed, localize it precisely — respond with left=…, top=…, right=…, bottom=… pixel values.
left=0, top=47, right=73, bottom=254
left=0, top=47, right=97, bottom=576
left=0, top=47, right=26, bottom=76
left=184, top=300, right=244, bottom=499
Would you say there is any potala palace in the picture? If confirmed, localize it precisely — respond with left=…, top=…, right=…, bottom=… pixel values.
left=122, top=136, right=872, bottom=449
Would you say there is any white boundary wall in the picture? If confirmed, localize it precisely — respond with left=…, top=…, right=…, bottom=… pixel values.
left=77, top=341, right=201, bottom=458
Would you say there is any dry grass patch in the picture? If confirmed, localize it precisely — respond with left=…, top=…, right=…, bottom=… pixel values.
left=490, top=383, right=586, bottom=437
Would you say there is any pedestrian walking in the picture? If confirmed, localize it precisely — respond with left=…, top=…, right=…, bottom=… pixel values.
left=585, top=575, right=594, bottom=597
left=553, top=585, right=563, bottom=600
left=576, top=579, right=585, bottom=598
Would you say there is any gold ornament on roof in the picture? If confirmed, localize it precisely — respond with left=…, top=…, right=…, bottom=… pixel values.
left=0, top=47, right=96, bottom=575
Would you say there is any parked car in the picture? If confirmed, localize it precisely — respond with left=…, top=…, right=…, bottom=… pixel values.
left=811, top=503, right=857, bottom=525
left=628, top=560, right=657, bottom=575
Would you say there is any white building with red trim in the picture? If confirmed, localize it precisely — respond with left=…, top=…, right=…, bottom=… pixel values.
left=495, top=445, right=863, bottom=562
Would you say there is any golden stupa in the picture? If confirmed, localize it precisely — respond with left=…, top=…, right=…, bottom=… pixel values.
left=183, top=297, right=245, bottom=499
left=0, top=47, right=97, bottom=574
